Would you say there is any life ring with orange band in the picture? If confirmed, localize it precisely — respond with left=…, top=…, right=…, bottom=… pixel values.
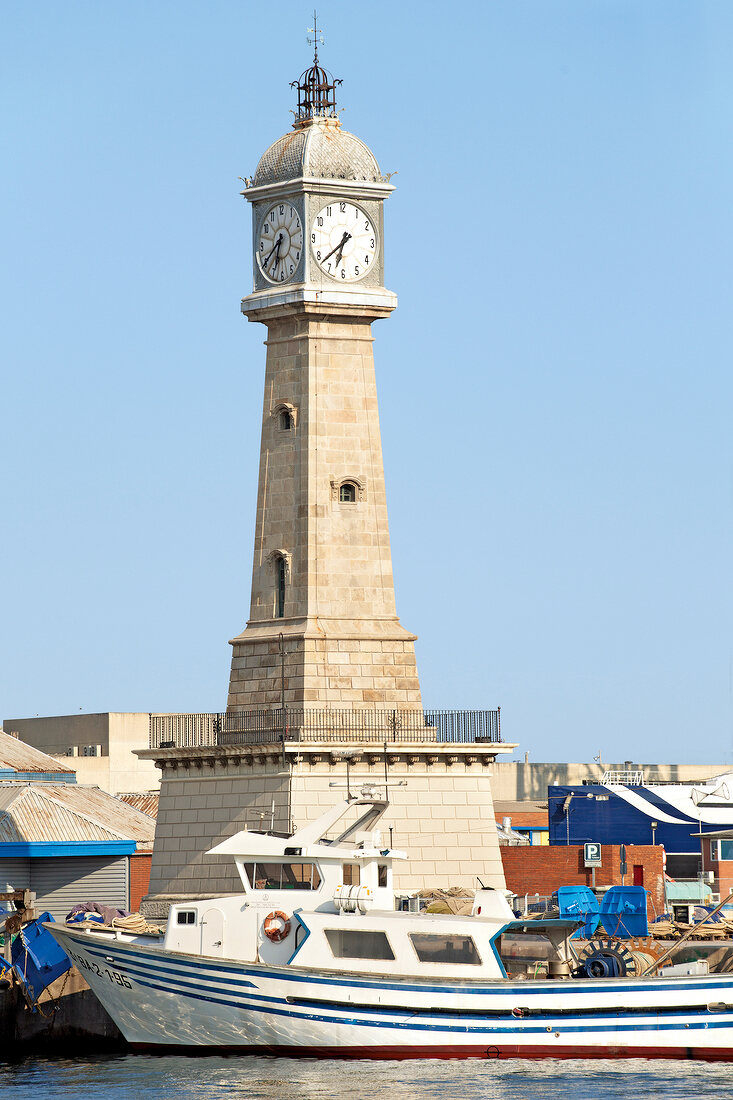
left=263, top=910, right=291, bottom=943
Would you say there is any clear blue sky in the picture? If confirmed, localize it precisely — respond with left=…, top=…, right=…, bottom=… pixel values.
left=3, top=1, right=732, bottom=765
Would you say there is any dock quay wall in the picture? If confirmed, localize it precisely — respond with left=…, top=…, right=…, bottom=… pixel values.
left=1, top=968, right=124, bottom=1051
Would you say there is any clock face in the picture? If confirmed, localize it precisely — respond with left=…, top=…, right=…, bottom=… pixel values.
left=257, top=202, right=303, bottom=284
left=310, top=201, right=377, bottom=282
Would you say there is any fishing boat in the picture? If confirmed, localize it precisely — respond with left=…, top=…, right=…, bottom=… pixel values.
left=46, top=787, right=733, bottom=1060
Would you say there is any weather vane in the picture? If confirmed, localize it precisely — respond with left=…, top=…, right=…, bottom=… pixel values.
left=291, top=10, right=340, bottom=123
left=307, top=10, right=324, bottom=64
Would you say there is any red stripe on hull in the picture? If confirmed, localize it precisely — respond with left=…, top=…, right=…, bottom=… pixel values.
left=129, top=1043, right=733, bottom=1062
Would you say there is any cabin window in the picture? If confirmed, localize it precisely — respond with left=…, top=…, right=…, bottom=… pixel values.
left=409, top=933, right=481, bottom=966
left=176, top=911, right=196, bottom=925
left=325, top=929, right=395, bottom=961
left=342, top=863, right=360, bottom=886
left=494, top=932, right=555, bottom=980
left=241, top=862, right=321, bottom=890
left=377, top=864, right=388, bottom=888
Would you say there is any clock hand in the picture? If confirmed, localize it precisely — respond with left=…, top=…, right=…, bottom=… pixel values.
left=334, top=232, right=352, bottom=267
left=265, top=232, right=281, bottom=270
left=322, top=232, right=350, bottom=264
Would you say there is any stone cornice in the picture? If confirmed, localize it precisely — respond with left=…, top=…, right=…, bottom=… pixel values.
left=241, top=177, right=395, bottom=204
left=229, top=615, right=418, bottom=646
left=136, top=741, right=518, bottom=768
left=241, top=289, right=397, bottom=322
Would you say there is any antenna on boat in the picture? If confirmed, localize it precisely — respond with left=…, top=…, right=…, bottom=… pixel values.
left=329, top=776, right=407, bottom=800
left=329, top=749, right=360, bottom=799
left=258, top=798, right=276, bottom=833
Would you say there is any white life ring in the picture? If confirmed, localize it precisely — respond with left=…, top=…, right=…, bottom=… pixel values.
left=263, top=910, right=291, bottom=943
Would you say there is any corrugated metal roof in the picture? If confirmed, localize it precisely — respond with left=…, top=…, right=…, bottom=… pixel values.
left=115, top=792, right=159, bottom=818
left=0, top=730, right=75, bottom=774
left=0, top=784, right=156, bottom=847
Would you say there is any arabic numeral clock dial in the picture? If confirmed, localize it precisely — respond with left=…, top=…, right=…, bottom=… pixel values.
left=311, top=201, right=378, bottom=282
left=257, top=202, right=303, bottom=284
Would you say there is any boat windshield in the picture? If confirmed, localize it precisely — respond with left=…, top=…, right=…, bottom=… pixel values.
left=241, top=862, right=321, bottom=890
left=494, top=931, right=560, bottom=980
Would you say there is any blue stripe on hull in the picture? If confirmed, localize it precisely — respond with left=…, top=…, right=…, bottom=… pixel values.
left=110, top=968, right=733, bottom=1038
left=75, top=936, right=733, bottom=1001
left=104, top=971, right=733, bottom=1039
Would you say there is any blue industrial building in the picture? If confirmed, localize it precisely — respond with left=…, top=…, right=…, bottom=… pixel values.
left=548, top=772, right=733, bottom=878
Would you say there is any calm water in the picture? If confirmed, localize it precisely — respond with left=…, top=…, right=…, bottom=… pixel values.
left=0, top=1056, right=732, bottom=1100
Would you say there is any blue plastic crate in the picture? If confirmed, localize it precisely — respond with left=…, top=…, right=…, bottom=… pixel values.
left=11, top=912, right=72, bottom=1005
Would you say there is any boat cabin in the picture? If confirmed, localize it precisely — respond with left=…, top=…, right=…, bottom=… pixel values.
left=161, top=789, right=579, bottom=981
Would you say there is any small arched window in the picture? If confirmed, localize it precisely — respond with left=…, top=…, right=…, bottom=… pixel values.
left=279, top=409, right=293, bottom=431
left=276, top=556, right=286, bottom=618
left=339, top=482, right=357, bottom=503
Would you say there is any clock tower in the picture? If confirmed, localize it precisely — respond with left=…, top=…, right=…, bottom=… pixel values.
left=227, top=53, right=422, bottom=713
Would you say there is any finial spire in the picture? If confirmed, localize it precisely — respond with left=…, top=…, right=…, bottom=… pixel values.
left=291, top=12, right=342, bottom=127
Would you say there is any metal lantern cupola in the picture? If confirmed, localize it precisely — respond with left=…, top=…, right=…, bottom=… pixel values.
left=290, top=15, right=341, bottom=126
left=291, top=61, right=341, bottom=126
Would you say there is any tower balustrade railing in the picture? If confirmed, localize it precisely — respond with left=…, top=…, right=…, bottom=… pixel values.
left=149, top=708, right=501, bottom=749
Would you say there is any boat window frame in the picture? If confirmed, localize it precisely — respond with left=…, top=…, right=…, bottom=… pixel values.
left=240, top=860, right=322, bottom=891
left=341, top=862, right=361, bottom=886
left=489, top=919, right=579, bottom=980
left=408, top=932, right=483, bottom=966
left=324, top=927, right=396, bottom=962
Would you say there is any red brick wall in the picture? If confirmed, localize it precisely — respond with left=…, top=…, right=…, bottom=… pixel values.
left=500, top=844, right=665, bottom=920
left=129, top=852, right=152, bottom=912
left=706, top=856, right=733, bottom=900
left=495, top=811, right=547, bottom=827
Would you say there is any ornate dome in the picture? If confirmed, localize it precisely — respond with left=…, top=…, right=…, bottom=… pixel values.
left=253, top=120, right=382, bottom=187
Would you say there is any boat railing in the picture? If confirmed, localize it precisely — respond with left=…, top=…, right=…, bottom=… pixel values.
left=148, top=708, right=501, bottom=749
left=601, top=769, right=645, bottom=786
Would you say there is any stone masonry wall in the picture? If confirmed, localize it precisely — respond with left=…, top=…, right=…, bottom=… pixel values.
left=289, top=752, right=505, bottom=894
left=228, top=635, right=421, bottom=708
left=141, top=745, right=507, bottom=913
left=227, top=306, right=421, bottom=710
left=143, top=759, right=289, bottom=914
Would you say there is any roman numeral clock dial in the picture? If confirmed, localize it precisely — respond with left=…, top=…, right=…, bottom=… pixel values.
left=257, top=202, right=303, bottom=283
left=311, top=202, right=377, bottom=281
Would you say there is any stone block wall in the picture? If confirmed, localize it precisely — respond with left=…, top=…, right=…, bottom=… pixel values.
left=139, top=743, right=509, bottom=914
left=143, top=757, right=290, bottom=915
left=290, top=753, right=505, bottom=893
left=227, top=634, right=421, bottom=708
left=226, top=305, right=421, bottom=711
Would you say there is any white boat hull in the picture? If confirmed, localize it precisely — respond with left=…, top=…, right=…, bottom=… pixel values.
left=51, top=925, right=733, bottom=1060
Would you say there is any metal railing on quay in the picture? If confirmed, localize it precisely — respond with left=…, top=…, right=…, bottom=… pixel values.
left=149, top=708, right=501, bottom=750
